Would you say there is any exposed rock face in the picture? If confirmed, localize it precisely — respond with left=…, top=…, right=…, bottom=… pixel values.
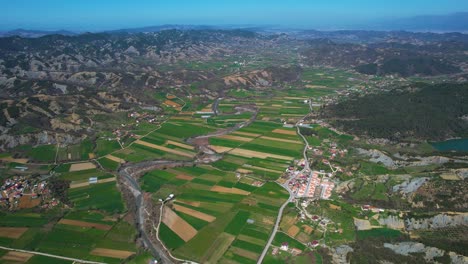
left=384, top=242, right=444, bottom=262
left=378, top=215, right=405, bottom=229
left=405, top=213, right=468, bottom=231
left=449, top=252, right=468, bottom=264
left=331, top=245, right=353, bottom=264
left=392, top=177, right=429, bottom=194
left=354, top=218, right=372, bottom=230
left=356, top=148, right=397, bottom=168
left=0, top=131, right=83, bottom=150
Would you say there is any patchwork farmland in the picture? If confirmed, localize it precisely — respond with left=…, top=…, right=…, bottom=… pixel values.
left=0, top=90, right=320, bottom=264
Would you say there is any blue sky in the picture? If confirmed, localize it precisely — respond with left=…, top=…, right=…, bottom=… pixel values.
left=1, top=0, right=467, bottom=31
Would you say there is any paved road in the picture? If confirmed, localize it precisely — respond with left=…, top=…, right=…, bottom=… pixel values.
left=0, top=245, right=106, bottom=264
left=257, top=100, right=313, bottom=264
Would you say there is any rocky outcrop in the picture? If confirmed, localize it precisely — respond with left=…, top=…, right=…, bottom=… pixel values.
left=0, top=131, right=83, bottom=150
left=331, top=245, right=353, bottom=264
left=405, top=213, right=468, bottom=231
left=392, top=177, right=429, bottom=194
left=356, top=148, right=397, bottom=168
left=384, top=242, right=444, bottom=262
left=378, top=215, right=405, bottom=230
left=384, top=242, right=468, bottom=263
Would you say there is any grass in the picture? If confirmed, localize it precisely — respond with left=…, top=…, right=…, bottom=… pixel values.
left=64, top=211, right=112, bottom=224
left=11, top=228, right=44, bottom=249
left=98, top=157, right=120, bottom=171
left=156, top=122, right=215, bottom=139
left=36, top=224, right=106, bottom=259
left=59, top=168, right=109, bottom=182
left=140, top=170, right=176, bottom=192
left=224, top=210, right=250, bottom=235
left=27, top=144, right=56, bottom=162
left=357, top=228, right=402, bottom=240
left=252, top=182, right=289, bottom=199
left=68, top=182, right=125, bottom=213
left=0, top=213, right=49, bottom=227
left=159, top=223, right=186, bottom=250
left=272, top=232, right=306, bottom=251
left=26, top=255, right=72, bottom=264
left=176, top=211, right=210, bottom=230
left=95, top=139, right=121, bottom=157
left=53, top=163, right=71, bottom=173
left=205, top=232, right=235, bottom=263
left=360, top=161, right=390, bottom=175
left=174, top=211, right=235, bottom=261
left=79, top=138, right=94, bottom=160
left=231, top=239, right=264, bottom=253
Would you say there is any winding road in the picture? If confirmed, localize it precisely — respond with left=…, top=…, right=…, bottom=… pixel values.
left=257, top=99, right=313, bottom=264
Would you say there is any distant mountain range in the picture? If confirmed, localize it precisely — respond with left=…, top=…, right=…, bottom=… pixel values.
left=368, top=12, right=468, bottom=32
left=0, top=28, right=77, bottom=38
left=1, top=12, right=467, bottom=38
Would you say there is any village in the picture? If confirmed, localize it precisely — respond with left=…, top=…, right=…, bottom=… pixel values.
left=0, top=175, right=58, bottom=210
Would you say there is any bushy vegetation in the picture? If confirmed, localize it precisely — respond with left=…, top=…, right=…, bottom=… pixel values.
left=321, top=83, right=468, bottom=140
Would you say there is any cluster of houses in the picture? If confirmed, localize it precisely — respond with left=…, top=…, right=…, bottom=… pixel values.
left=128, top=111, right=158, bottom=123
left=288, top=170, right=335, bottom=200
left=0, top=176, right=50, bottom=210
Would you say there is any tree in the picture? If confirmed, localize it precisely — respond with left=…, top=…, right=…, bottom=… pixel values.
left=48, top=177, right=71, bottom=205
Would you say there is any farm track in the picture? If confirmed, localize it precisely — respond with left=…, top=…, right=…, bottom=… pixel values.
left=118, top=99, right=259, bottom=263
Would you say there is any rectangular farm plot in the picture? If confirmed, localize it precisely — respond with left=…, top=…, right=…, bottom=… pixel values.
left=218, top=134, right=254, bottom=142
left=210, top=185, right=250, bottom=195
left=224, top=211, right=250, bottom=235
left=173, top=204, right=216, bottom=222
left=229, top=148, right=293, bottom=160
left=176, top=174, right=194, bottom=180
left=105, top=154, right=126, bottom=164
left=166, top=140, right=194, bottom=150
left=229, top=246, right=260, bottom=261
left=0, top=227, right=28, bottom=239
left=69, top=162, right=96, bottom=172
left=272, top=128, right=297, bottom=135
left=259, top=136, right=302, bottom=144
left=209, top=145, right=233, bottom=153
left=236, top=234, right=267, bottom=246
left=90, top=248, right=135, bottom=259
left=58, top=219, right=113, bottom=230
left=2, top=251, right=34, bottom=262
left=162, top=206, right=197, bottom=242
left=134, top=140, right=195, bottom=158
left=232, top=131, right=262, bottom=137
left=204, top=232, right=236, bottom=264
left=68, top=181, right=124, bottom=213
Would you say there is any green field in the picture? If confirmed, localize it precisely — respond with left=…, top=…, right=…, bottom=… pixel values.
left=68, top=182, right=125, bottom=213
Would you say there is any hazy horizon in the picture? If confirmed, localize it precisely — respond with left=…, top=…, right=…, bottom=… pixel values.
left=2, top=0, right=468, bottom=32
